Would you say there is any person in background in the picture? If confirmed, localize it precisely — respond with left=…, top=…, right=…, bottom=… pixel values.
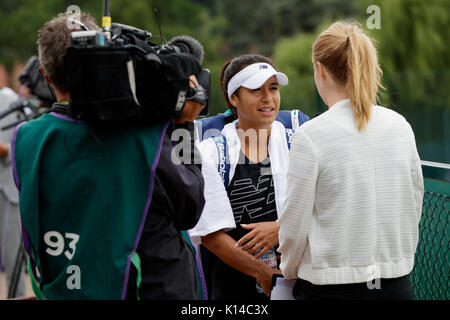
left=0, top=86, right=26, bottom=297
left=278, top=21, right=424, bottom=300
left=190, top=54, right=309, bottom=299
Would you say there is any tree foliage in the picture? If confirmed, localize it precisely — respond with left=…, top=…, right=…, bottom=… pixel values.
left=367, top=0, right=450, bottom=110
left=0, top=0, right=448, bottom=117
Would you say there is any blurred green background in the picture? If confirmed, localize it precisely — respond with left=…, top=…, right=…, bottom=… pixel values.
left=0, top=0, right=448, bottom=163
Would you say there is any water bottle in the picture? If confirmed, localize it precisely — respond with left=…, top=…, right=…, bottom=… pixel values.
left=255, top=247, right=277, bottom=294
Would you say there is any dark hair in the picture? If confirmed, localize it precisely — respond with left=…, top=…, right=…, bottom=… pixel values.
left=37, top=12, right=100, bottom=92
left=220, top=54, right=276, bottom=119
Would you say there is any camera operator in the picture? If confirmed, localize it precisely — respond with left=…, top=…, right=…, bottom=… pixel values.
left=12, top=12, right=206, bottom=299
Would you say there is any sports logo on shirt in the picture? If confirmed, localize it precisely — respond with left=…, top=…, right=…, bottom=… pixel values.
left=229, top=175, right=276, bottom=223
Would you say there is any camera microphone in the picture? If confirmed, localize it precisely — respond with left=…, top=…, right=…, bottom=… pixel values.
left=165, top=35, right=204, bottom=65
left=112, top=23, right=152, bottom=41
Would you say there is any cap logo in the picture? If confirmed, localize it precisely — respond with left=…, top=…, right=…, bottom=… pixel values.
left=227, top=62, right=288, bottom=99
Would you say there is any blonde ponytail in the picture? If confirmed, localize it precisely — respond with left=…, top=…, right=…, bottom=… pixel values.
left=313, top=22, right=383, bottom=131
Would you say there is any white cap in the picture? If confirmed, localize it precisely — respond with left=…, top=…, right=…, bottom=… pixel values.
left=227, top=62, right=288, bottom=99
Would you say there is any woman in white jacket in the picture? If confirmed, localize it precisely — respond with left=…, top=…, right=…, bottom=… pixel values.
left=278, top=21, right=424, bottom=300
left=190, top=54, right=308, bottom=299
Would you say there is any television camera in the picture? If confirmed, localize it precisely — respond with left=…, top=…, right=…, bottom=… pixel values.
left=65, top=0, right=210, bottom=126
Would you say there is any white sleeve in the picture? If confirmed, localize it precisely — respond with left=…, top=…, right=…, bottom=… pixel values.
left=188, top=139, right=236, bottom=240
left=406, top=123, right=424, bottom=225
left=278, top=129, right=318, bottom=279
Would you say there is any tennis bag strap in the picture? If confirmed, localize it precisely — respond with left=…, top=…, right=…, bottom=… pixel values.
left=198, top=109, right=308, bottom=143
left=211, top=135, right=231, bottom=187
left=211, top=125, right=295, bottom=186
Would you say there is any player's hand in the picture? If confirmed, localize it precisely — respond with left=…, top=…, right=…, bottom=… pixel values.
left=174, top=75, right=205, bottom=124
left=235, top=221, right=280, bottom=259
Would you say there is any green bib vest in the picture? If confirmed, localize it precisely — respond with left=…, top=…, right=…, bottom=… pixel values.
left=13, top=112, right=165, bottom=299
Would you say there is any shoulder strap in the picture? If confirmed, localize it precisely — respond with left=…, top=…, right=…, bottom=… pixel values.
left=275, top=110, right=295, bottom=150
left=276, top=109, right=310, bottom=150
left=291, top=109, right=310, bottom=129
left=207, top=109, right=308, bottom=181
left=276, top=109, right=310, bottom=130
left=211, top=134, right=230, bottom=187
left=285, top=128, right=294, bottom=150
left=197, top=111, right=234, bottom=142
left=275, top=110, right=293, bottom=130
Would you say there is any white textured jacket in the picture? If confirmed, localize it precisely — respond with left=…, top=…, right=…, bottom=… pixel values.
left=279, top=99, right=424, bottom=285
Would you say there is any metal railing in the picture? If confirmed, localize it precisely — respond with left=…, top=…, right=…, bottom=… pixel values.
left=410, top=161, right=449, bottom=300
